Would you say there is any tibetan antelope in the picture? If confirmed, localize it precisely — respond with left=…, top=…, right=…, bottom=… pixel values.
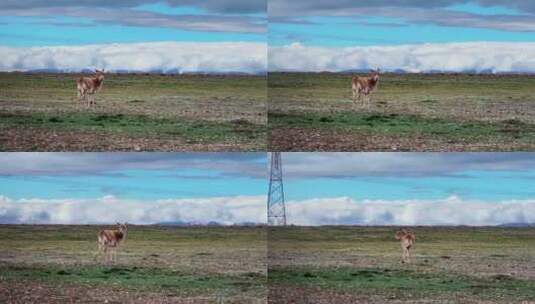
left=395, top=228, right=415, bottom=264
left=98, top=222, right=127, bottom=263
left=352, top=69, right=380, bottom=106
left=77, top=69, right=105, bottom=107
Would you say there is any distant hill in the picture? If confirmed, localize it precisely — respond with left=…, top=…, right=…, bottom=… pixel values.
left=152, top=221, right=188, bottom=226
left=272, top=69, right=535, bottom=75
left=17, top=68, right=266, bottom=75
left=153, top=221, right=263, bottom=227
left=498, top=223, right=535, bottom=228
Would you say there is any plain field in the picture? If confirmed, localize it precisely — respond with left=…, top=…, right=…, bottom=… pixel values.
left=0, top=73, right=266, bottom=151
left=268, top=226, right=535, bottom=304
left=269, top=72, right=535, bottom=151
left=0, top=225, right=267, bottom=303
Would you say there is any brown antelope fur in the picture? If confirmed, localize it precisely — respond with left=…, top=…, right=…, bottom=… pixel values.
left=395, top=228, right=415, bottom=263
left=352, top=69, right=380, bottom=106
left=77, top=69, right=105, bottom=107
left=98, top=222, right=127, bottom=262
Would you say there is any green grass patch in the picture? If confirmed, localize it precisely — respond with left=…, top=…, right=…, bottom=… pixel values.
left=269, top=266, right=535, bottom=301
left=268, top=72, right=535, bottom=100
left=269, top=111, right=535, bottom=141
left=0, top=224, right=266, bottom=241
left=0, top=111, right=265, bottom=144
left=0, top=264, right=266, bottom=296
left=0, top=73, right=267, bottom=99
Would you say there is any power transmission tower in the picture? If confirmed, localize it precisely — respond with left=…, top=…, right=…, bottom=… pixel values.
left=267, top=152, right=287, bottom=226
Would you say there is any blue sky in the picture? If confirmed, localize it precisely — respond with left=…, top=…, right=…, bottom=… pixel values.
left=6, top=152, right=534, bottom=203
left=6, top=1, right=535, bottom=48
left=0, top=1, right=266, bottom=47
left=269, top=1, right=535, bottom=47
left=281, top=153, right=535, bottom=202
left=286, top=170, right=535, bottom=202
left=0, top=153, right=266, bottom=200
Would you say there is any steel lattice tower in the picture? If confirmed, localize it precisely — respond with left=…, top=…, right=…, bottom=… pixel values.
left=267, top=152, right=287, bottom=226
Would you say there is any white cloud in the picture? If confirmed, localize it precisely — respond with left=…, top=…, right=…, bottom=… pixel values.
left=0, top=42, right=267, bottom=73
left=0, top=195, right=266, bottom=225
left=269, top=42, right=535, bottom=73
left=287, top=196, right=535, bottom=226
left=3, top=194, right=535, bottom=226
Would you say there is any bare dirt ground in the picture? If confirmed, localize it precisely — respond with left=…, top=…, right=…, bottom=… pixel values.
left=0, top=126, right=259, bottom=152
left=269, top=127, right=534, bottom=152
left=0, top=280, right=264, bottom=304
left=268, top=286, right=529, bottom=304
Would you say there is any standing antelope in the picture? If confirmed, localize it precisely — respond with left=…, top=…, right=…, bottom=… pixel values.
left=77, top=69, right=105, bottom=107
left=98, top=222, right=127, bottom=263
left=395, top=228, right=415, bottom=264
left=352, top=69, right=380, bottom=106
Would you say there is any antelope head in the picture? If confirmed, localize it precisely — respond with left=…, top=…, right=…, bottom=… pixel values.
left=370, top=68, right=380, bottom=81
left=117, top=222, right=127, bottom=234
left=95, top=69, right=105, bottom=81
left=395, top=228, right=408, bottom=240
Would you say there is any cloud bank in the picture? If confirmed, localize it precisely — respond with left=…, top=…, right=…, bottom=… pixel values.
left=0, top=195, right=266, bottom=225
left=4, top=194, right=535, bottom=226
left=287, top=196, right=535, bottom=226
left=0, top=42, right=267, bottom=73
left=269, top=42, right=535, bottom=73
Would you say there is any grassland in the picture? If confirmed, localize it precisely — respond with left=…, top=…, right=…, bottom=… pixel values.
left=0, top=73, right=266, bottom=151
left=268, top=226, right=535, bottom=303
left=0, top=225, right=267, bottom=303
left=268, top=73, right=535, bottom=151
